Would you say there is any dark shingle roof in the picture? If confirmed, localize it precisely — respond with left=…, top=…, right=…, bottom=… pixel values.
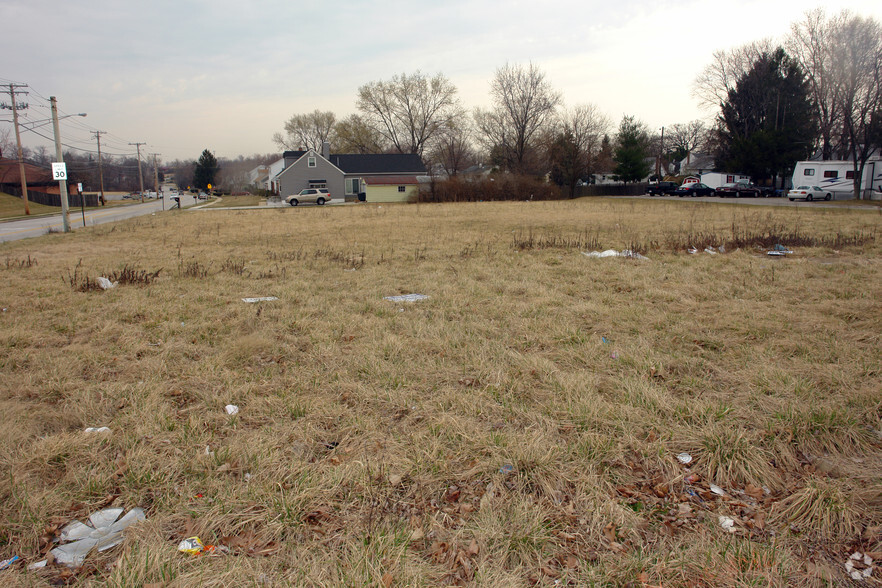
left=327, top=153, right=425, bottom=175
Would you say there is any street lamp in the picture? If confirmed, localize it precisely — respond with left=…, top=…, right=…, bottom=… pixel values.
left=49, top=97, right=86, bottom=232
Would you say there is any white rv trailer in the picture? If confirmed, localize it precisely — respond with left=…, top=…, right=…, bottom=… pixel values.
left=682, top=173, right=751, bottom=189
left=790, top=159, right=882, bottom=199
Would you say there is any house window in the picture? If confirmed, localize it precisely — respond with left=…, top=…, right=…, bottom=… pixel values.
left=398, top=186, right=406, bottom=192
left=846, top=171, right=855, bottom=179
left=804, top=168, right=815, bottom=176
left=308, top=156, right=316, bottom=168
left=308, top=180, right=326, bottom=188
left=823, top=170, right=838, bottom=178
left=346, top=178, right=361, bottom=195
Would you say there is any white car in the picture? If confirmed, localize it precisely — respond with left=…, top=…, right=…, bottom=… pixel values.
left=788, top=185, right=832, bottom=201
left=285, top=188, right=331, bottom=206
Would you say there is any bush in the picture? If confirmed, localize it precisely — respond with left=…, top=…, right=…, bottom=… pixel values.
left=418, top=175, right=561, bottom=203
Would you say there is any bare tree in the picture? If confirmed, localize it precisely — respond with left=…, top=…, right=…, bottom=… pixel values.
left=692, top=39, right=775, bottom=112
left=273, top=110, right=337, bottom=152
left=356, top=71, right=462, bottom=159
left=833, top=13, right=882, bottom=199
left=429, top=121, right=478, bottom=177
left=668, top=120, right=706, bottom=168
left=333, top=114, right=389, bottom=154
left=548, top=104, right=609, bottom=196
left=474, top=62, right=561, bottom=174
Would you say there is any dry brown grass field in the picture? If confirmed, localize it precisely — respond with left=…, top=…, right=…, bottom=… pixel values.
left=1, top=198, right=881, bottom=587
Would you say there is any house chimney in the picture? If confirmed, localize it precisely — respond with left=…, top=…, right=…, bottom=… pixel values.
left=322, top=141, right=330, bottom=160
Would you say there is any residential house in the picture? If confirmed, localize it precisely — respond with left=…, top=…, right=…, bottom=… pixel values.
left=275, top=143, right=426, bottom=203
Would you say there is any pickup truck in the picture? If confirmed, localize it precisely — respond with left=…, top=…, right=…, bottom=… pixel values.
left=717, top=182, right=760, bottom=197
left=646, top=181, right=680, bottom=196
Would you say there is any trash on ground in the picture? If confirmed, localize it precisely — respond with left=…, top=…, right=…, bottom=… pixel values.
left=499, top=464, right=514, bottom=475
left=29, top=507, right=145, bottom=568
left=601, top=337, right=609, bottom=344
left=225, top=404, right=239, bottom=416
left=677, top=452, right=693, bottom=465
left=704, top=247, right=718, bottom=255
left=610, top=351, right=619, bottom=360
left=84, top=427, right=110, bottom=433
left=96, top=277, right=117, bottom=290
left=0, top=555, right=19, bottom=570
left=845, top=552, right=874, bottom=580
left=242, top=297, right=279, bottom=303
left=718, top=516, right=736, bottom=533
left=384, top=294, right=429, bottom=303
left=582, top=249, right=649, bottom=260
left=178, top=537, right=207, bottom=555
left=709, top=483, right=726, bottom=496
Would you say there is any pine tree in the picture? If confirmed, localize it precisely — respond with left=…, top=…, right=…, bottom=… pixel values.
left=613, top=117, right=651, bottom=183
left=193, top=149, right=219, bottom=191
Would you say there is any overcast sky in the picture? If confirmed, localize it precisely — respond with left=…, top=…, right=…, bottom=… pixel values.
left=3, top=0, right=881, bottom=163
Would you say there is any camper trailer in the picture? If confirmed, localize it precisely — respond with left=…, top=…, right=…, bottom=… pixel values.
left=790, top=159, right=882, bottom=199
left=682, top=173, right=752, bottom=189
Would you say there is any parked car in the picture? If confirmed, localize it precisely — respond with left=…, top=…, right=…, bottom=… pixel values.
left=285, top=188, right=331, bottom=206
left=717, top=182, right=760, bottom=197
left=646, top=181, right=680, bottom=196
left=788, top=185, right=833, bottom=201
left=674, top=182, right=716, bottom=197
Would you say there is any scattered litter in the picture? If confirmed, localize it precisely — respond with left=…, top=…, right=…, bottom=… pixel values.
left=677, top=452, right=693, bottom=465
left=242, top=297, right=278, bottom=303
left=224, top=404, right=239, bottom=416
left=709, top=484, right=726, bottom=496
left=685, top=474, right=701, bottom=484
left=499, top=464, right=514, bottom=475
left=767, top=251, right=786, bottom=257
left=2, top=308, right=7, bottom=312
left=601, top=337, right=609, bottom=344
left=718, top=516, right=736, bottom=533
left=768, top=244, right=794, bottom=256
left=582, top=249, right=649, bottom=260
left=96, top=277, right=117, bottom=290
left=84, top=427, right=110, bottom=434
left=384, top=294, right=429, bottom=303
left=688, top=247, right=699, bottom=254
left=147, top=342, right=161, bottom=346
left=845, top=552, right=874, bottom=580
left=0, top=555, right=19, bottom=570
left=344, top=268, right=357, bottom=272
left=178, top=537, right=217, bottom=556
left=610, top=351, right=619, bottom=360
left=244, top=473, right=252, bottom=482
left=704, top=247, right=718, bottom=255
left=29, top=507, right=145, bottom=569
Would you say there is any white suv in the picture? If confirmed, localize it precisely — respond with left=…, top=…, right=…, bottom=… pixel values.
left=285, top=188, right=330, bottom=206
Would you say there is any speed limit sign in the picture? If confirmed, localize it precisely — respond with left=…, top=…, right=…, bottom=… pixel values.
left=52, top=162, right=67, bottom=180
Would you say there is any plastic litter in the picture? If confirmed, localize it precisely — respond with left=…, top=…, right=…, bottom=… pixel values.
left=845, top=552, right=874, bottom=580
left=677, top=452, right=693, bottom=465
left=0, top=555, right=19, bottom=570
left=96, top=277, right=117, bottom=290
left=582, top=249, right=649, bottom=260
left=688, top=247, right=699, bottom=254
left=384, top=294, right=429, bottom=303
left=224, top=404, right=239, bottom=416
left=709, top=484, right=726, bottom=496
left=84, top=427, right=111, bottom=433
left=242, top=297, right=279, bottom=303
left=178, top=537, right=205, bottom=555
left=499, top=464, right=514, bottom=475
left=718, top=516, right=736, bottom=533
left=704, top=247, right=718, bottom=255
left=29, top=507, right=145, bottom=569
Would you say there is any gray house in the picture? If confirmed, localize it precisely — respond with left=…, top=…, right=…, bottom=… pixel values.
left=275, top=143, right=426, bottom=203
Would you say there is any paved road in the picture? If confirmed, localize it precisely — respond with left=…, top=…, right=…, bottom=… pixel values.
left=0, top=199, right=170, bottom=243
left=625, top=194, right=880, bottom=210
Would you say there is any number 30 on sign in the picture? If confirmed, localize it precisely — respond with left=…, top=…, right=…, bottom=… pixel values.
left=52, top=162, right=67, bottom=180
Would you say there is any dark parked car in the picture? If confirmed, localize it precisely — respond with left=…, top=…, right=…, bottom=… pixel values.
left=674, top=182, right=715, bottom=197
left=717, top=182, right=761, bottom=197
left=646, top=181, right=680, bottom=196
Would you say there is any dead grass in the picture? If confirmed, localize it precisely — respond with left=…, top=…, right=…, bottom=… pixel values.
left=0, top=198, right=880, bottom=586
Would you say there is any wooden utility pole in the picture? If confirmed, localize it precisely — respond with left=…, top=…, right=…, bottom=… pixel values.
left=92, top=131, right=106, bottom=205
left=2, top=84, right=30, bottom=215
left=151, top=153, right=161, bottom=210
left=50, top=96, right=71, bottom=232
left=129, top=142, right=146, bottom=201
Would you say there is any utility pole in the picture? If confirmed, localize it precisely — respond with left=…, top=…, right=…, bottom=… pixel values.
left=129, top=142, right=146, bottom=201
left=151, top=153, right=162, bottom=210
left=50, top=96, right=71, bottom=232
left=2, top=83, right=30, bottom=215
left=92, top=131, right=106, bottom=205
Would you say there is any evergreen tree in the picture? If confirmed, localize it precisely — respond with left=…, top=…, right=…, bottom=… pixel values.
left=715, top=48, right=816, bottom=184
left=193, top=149, right=219, bottom=191
left=613, top=116, right=651, bottom=183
